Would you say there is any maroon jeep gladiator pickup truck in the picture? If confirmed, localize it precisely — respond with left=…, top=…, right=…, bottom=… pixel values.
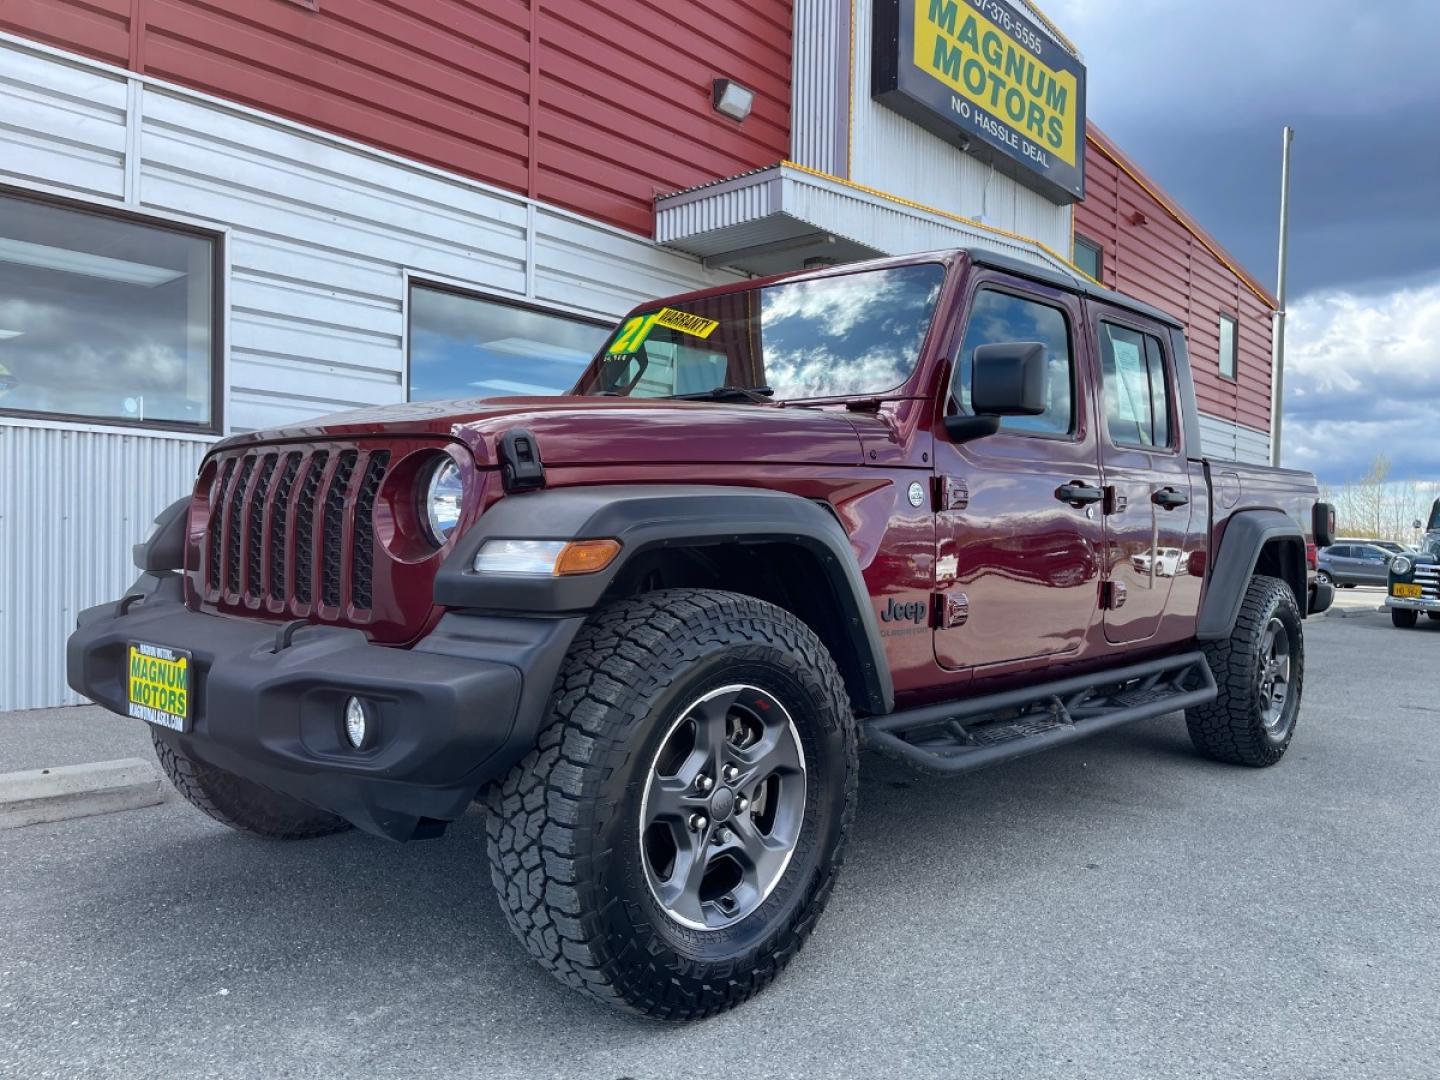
left=69, top=248, right=1335, bottom=1019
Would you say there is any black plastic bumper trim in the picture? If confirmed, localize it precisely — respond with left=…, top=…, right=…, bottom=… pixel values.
left=67, top=571, right=583, bottom=841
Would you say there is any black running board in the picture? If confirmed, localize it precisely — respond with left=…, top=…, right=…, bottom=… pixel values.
left=863, top=651, right=1216, bottom=775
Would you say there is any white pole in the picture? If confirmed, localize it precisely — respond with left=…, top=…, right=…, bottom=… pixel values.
left=1270, top=125, right=1294, bottom=467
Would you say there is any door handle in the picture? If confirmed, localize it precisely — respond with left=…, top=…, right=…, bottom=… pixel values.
left=1152, top=487, right=1189, bottom=510
left=1055, top=482, right=1104, bottom=507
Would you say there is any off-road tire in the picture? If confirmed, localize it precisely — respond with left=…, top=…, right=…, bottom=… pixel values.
left=1186, top=575, right=1303, bottom=767
left=151, top=730, right=351, bottom=839
left=1392, top=608, right=1419, bottom=628
left=483, top=589, right=858, bottom=1020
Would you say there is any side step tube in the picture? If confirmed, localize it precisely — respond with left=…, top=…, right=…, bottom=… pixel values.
left=863, top=651, right=1216, bottom=775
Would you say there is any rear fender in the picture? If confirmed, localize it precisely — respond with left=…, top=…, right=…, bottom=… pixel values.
left=1198, top=509, right=1307, bottom=639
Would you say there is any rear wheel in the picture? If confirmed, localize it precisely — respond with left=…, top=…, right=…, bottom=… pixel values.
left=1392, top=608, right=1419, bottom=628
left=1187, top=575, right=1303, bottom=767
left=151, top=731, right=350, bottom=839
left=484, top=589, right=857, bottom=1019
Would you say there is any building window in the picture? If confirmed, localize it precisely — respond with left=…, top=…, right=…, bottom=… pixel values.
left=0, top=193, right=219, bottom=430
left=1218, top=313, right=1237, bottom=379
left=408, top=284, right=610, bottom=401
left=1073, top=235, right=1103, bottom=282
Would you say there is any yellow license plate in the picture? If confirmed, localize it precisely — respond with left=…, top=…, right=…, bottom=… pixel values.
left=127, top=642, right=191, bottom=732
left=1392, top=583, right=1424, bottom=599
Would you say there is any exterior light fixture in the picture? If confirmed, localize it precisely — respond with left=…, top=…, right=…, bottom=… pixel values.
left=712, top=78, right=755, bottom=122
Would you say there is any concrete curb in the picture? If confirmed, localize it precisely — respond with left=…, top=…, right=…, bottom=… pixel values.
left=0, top=758, right=166, bottom=829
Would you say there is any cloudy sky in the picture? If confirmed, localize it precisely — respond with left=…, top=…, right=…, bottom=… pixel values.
left=1048, top=0, right=1440, bottom=484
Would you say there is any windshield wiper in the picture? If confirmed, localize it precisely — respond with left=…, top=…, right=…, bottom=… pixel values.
left=666, top=385, right=776, bottom=404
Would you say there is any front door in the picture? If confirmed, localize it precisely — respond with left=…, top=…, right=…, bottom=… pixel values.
left=931, top=279, right=1105, bottom=672
left=1090, top=310, right=1197, bottom=644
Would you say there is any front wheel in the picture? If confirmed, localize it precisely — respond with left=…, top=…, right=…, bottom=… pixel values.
left=151, top=731, right=350, bottom=839
left=1187, top=575, right=1303, bottom=767
left=484, top=589, right=857, bottom=1019
left=1392, top=608, right=1419, bottom=628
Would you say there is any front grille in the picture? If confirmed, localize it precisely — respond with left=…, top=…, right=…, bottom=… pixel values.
left=201, top=444, right=389, bottom=616
left=1414, top=564, right=1440, bottom=599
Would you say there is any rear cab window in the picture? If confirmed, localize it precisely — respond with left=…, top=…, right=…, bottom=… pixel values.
left=1098, top=322, right=1173, bottom=450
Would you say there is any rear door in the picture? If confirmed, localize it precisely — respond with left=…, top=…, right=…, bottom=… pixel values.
left=1088, top=307, right=1198, bottom=644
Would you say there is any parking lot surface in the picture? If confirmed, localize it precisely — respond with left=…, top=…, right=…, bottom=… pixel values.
left=3, top=591, right=1438, bottom=1080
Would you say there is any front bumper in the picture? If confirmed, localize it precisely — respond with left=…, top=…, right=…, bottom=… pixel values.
left=67, top=572, right=583, bottom=840
left=1385, top=593, right=1440, bottom=613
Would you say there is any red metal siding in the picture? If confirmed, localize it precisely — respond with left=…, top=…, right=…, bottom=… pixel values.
left=4, top=0, right=791, bottom=235
left=1076, top=130, right=1275, bottom=435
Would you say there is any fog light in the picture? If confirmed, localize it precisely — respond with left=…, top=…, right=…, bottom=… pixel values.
left=344, top=697, right=371, bottom=749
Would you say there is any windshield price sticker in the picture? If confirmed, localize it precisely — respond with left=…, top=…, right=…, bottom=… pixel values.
left=606, top=307, right=719, bottom=355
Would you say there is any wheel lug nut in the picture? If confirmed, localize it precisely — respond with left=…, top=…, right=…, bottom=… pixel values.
left=696, top=774, right=713, bottom=792
left=716, top=827, right=732, bottom=844
left=689, top=813, right=708, bottom=832
left=722, top=765, right=739, bottom=783
left=736, top=796, right=748, bottom=813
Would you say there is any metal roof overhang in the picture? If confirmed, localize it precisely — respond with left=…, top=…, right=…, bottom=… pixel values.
left=655, top=163, right=1078, bottom=278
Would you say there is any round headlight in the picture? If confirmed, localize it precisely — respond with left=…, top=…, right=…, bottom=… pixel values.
left=421, top=458, right=464, bottom=545
left=1391, top=555, right=1413, bottom=577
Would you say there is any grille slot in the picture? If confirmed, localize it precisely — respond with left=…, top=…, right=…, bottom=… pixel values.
left=207, top=458, right=236, bottom=594
left=245, top=455, right=277, bottom=599
left=293, top=451, right=328, bottom=606
left=351, top=451, right=389, bottom=611
left=224, top=456, right=256, bottom=596
left=268, top=453, right=301, bottom=601
left=321, top=451, right=358, bottom=608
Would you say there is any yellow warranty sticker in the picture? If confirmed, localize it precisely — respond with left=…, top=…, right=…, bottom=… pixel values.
left=606, top=307, right=718, bottom=355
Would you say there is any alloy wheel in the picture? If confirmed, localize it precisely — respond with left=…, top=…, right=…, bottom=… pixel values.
left=639, top=684, right=807, bottom=930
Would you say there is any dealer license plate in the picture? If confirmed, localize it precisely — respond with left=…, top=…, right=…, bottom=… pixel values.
left=127, top=642, right=192, bottom=732
left=1392, top=583, right=1424, bottom=599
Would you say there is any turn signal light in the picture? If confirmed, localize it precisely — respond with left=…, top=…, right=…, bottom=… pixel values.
left=555, top=539, right=622, bottom=576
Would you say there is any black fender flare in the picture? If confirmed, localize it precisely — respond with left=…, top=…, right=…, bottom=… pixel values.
left=133, top=496, right=190, bottom=572
left=434, top=484, right=894, bottom=714
left=1197, top=509, right=1307, bottom=640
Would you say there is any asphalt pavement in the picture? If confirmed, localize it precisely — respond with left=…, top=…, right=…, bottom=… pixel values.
left=3, top=589, right=1438, bottom=1079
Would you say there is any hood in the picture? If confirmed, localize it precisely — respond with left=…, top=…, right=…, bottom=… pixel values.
left=213, top=395, right=874, bottom=468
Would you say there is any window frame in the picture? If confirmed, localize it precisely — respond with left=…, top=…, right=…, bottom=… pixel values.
left=403, top=276, right=611, bottom=401
left=1217, top=311, right=1238, bottom=381
left=1095, top=315, right=1179, bottom=455
left=946, top=282, right=1081, bottom=443
left=0, top=185, right=225, bottom=435
left=1073, top=234, right=1104, bottom=283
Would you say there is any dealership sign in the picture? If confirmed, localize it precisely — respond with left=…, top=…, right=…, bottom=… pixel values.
left=873, top=0, right=1086, bottom=202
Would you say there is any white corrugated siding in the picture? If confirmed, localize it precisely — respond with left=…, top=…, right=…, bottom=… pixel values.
left=0, top=424, right=212, bottom=709
left=791, top=0, right=849, bottom=176
left=0, top=34, right=739, bottom=709
left=1199, top=414, right=1272, bottom=464
left=844, top=0, right=1072, bottom=253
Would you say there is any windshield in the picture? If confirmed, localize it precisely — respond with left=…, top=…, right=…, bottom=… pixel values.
left=575, top=263, right=945, bottom=402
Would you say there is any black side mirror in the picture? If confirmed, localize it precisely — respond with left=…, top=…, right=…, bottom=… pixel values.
left=944, top=341, right=1048, bottom=443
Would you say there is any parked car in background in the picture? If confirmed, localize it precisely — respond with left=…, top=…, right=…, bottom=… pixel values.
left=1332, top=537, right=1408, bottom=556
left=1316, top=543, right=1393, bottom=587
left=1386, top=535, right=1440, bottom=627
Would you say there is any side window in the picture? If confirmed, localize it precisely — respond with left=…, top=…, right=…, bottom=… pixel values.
left=1099, top=322, right=1172, bottom=449
left=951, top=289, right=1074, bottom=436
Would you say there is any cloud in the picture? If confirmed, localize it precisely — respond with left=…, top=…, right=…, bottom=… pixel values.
left=1280, top=276, right=1440, bottom=483
left=1045, top=0, right=1440, bottom=296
